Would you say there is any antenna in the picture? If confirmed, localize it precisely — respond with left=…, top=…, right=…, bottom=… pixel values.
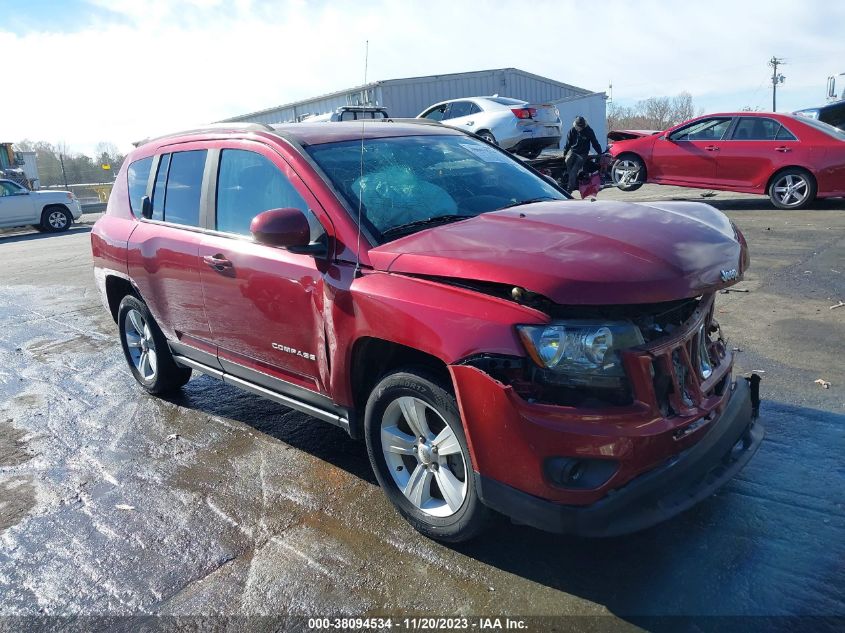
left=354, top=40, right=369, bottom=278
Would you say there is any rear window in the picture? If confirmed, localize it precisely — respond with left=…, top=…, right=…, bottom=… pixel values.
left=164, top=150, right=207, bottom=227
left=127, top=157, right=153, bottom=217
left=731, top=117, right=796, bottom=141
left=793, top=115, right=845, bottom=140
left=487, top=97, right=525, bottom=106
left=818, top=103, right=845, bottom=130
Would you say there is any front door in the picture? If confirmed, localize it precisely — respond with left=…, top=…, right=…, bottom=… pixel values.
left=651, top=117, right=733, bottom=185
left=0, top=181, right=35, bottom=226
left=199, top=143, right=329, bottom=395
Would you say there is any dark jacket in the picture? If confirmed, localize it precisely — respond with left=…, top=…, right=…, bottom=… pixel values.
left=563, top=125, right=602, bottom=156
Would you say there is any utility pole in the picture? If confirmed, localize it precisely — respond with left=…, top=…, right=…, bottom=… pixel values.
left=59, top=153, right=69, bottom=189
left=769, top=56, right=786, bottom=111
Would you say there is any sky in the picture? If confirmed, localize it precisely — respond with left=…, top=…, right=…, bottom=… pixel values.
left=1, top=0, right=843, bottom=157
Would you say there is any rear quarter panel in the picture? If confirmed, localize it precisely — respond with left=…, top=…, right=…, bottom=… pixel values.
left=91, top=163, right=138, bottom=307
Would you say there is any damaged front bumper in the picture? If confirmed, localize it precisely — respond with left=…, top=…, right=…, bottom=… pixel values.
left=472, top=377, right=762, bottom=537
left=450, top=293, right=763, bottom=536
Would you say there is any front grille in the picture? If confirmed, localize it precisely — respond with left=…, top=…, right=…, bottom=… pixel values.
left=637, top=294, right=728, bottom=417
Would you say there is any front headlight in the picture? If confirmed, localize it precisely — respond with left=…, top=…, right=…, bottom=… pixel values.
left=517, top=320, right=644, bottom=388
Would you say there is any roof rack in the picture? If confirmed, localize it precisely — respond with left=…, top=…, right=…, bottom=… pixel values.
left=132, top=122, right=276, bottom=147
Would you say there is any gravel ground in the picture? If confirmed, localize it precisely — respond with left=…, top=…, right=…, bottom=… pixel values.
left=0, top=189, right=843, bottom=631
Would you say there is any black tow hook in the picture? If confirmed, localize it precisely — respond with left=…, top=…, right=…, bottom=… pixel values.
left=745, top=373, right=762, bottom=420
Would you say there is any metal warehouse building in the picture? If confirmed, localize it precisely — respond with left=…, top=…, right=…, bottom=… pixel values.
left=222, top=68, right=607, bottom=147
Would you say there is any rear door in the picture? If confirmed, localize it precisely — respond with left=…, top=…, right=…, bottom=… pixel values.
left=0, top=180, right=35, bottom=226
left=443, top=100, right=481, bottom=131
left=651, top=117, right=733, bottom=184
left=126, top=146, right=217, bottom=362
left=717, top=117, right=806, bottom=190
left=198, top=141, right=331, bottom=396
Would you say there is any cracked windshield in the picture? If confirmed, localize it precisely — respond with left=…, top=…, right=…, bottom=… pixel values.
left=306, top=134, right=565, bottom=241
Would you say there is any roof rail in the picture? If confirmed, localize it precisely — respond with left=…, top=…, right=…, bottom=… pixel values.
left=132, top=122, right=276, bottom=147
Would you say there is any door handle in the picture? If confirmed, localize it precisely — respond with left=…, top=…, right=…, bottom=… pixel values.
left=774, top=146, right=791, bottom=153
left=704, top=145, right=720, bottom=151
left=203, top=254, right=233, bottom=272
left=466, top=121, right=474, bottom=126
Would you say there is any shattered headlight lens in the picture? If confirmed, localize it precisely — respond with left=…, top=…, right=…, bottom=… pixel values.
left=517, top=321, right=644, bottom=386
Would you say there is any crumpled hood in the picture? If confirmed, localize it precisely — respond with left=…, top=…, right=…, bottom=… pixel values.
left=367, top=200, right=748, bottom=305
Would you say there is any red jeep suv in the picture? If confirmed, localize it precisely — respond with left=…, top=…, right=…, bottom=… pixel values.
left=92, top=120, right=762, bottom=542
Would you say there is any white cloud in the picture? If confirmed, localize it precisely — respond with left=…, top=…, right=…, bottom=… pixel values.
left=1, top=0, right=842, bottom=156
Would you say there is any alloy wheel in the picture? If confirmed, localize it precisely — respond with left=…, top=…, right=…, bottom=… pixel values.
left=772, top=173, right=810, bottom=207
left=123, top=309, right=158, bottom=381
left=48, top=211, right=68, bottom=229
left=380, top=396, right=468, bottom=517
left=612, top=159, right=641, bottom=186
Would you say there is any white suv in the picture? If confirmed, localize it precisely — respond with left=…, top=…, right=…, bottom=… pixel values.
left=0, top=179, right=83, bottom=232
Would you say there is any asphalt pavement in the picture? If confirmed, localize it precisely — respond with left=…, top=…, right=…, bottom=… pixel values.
left=0, top=189, right=843, bottom=631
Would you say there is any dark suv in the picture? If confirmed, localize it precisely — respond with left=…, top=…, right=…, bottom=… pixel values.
left=92, top=120, right=762, bottom=542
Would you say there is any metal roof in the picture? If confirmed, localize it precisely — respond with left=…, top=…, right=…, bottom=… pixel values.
left=222, top=68, right=592, bottom=123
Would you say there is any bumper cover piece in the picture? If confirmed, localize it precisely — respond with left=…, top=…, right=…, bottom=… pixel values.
left=475, top=378, right=763, bottom=537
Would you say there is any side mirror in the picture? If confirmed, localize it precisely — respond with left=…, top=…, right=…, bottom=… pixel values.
left=250, top=208, right=326, bottom=255
left=141, top=195, right=153, bottom=219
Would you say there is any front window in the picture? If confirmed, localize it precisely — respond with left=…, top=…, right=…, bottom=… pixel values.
left=0, top=181, right=24, bottom=196
left=422, top=105, right=447, bottom=121
left=215, top=149, right=313, bottom=237
left=306, top=134, right=566, bottom=243
left=670, top=118, right=732, bottom=141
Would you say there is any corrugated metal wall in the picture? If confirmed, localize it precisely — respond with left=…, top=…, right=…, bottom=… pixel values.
left=226, top=69, right=601, bottom=125
left=365, top=69, right=589, bottom=118
left=554, top=94, right=608, bottom=149
left=227, top=87, right=385, bottom=124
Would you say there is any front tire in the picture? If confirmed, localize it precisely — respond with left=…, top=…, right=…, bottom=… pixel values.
left=41, top=206, right=72, bottom=232
left=364, top=369, right=491, bottom=542
left=117, top=295, right=191, bottom=395
left=769, top=168, right=816, bottom=210
left=611, top=155, right=645, bottom=192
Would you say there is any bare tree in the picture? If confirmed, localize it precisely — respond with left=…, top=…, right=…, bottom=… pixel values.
left=608, top=92, right=703, bottom=131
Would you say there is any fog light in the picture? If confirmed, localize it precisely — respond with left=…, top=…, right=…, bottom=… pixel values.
left=544, top=457, right=618, bottom=490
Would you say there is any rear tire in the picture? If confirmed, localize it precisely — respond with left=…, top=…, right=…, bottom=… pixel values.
left=364, top=369, right=491, bottom=542
left=611, top=155, right=645, bottom=192
left=117, top=295, right=191, bottom=395
left=768, top=168, right=816, bottom=210
left=40, top=206, right=72, bottom=232
left=477, top=130, right=498, bottom=146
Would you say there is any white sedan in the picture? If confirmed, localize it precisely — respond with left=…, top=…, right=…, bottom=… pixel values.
left=417, top=96, right=561, bottom=158
left=0, top=179, right=83, bottom=232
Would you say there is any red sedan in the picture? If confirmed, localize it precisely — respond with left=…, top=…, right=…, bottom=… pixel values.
left=609, top=112, right=845, bottom=209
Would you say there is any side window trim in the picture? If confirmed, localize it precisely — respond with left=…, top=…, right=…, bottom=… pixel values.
left=200, top=148, right=220, bottom=231
left=145, top=154, right=160, bottom=205
left=151, top=152, right=171, bottom=220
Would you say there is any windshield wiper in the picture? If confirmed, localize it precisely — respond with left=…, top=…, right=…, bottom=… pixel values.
left=380, top=214, right=473, bottom=239
left=498, top=196, right=561, bottom=210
